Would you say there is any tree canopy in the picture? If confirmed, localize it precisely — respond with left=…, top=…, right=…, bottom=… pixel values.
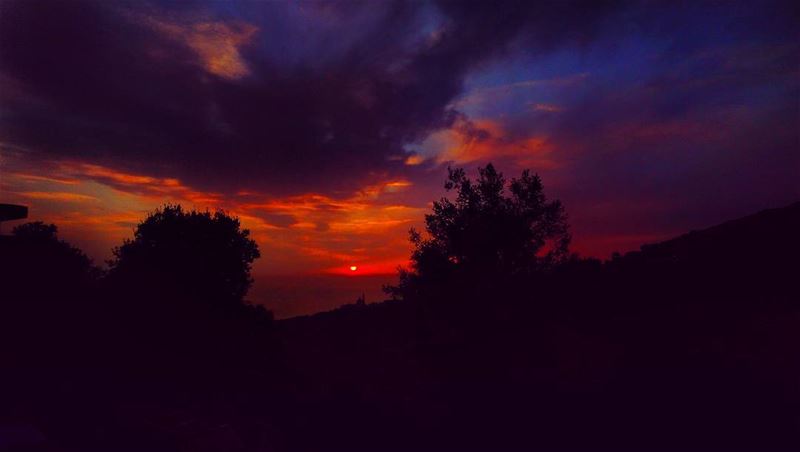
left=4, top=221, right=98, bottom=286
left=108, top=205, right=260, bottom=309
left=389, top=164, right=570, bottom=298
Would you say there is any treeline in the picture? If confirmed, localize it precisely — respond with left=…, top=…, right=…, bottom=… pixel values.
left=1, top=206, right=280, bottom=451
left=1, top=165, right=798, bottom=451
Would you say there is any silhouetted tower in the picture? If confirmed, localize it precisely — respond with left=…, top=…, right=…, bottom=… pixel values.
left=355, top=293, right=366, bottom=306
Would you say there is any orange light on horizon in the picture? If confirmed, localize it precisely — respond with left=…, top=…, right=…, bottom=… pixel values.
left=324, top=258, right=410, bottom=276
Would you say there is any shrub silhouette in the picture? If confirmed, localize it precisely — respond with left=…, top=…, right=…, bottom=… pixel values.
left=0, top=221, right=99, bottom=321
left=2, top=216, right=276, bottom=450
left=388, top=163, right=569, bottom=299
left=4, top=221, right=99, bottom=286
left=105, top=205, right=273, bottom=377
left=108, top=204, right=260, bottom=310
left=0, top=222, right=100, bottom=376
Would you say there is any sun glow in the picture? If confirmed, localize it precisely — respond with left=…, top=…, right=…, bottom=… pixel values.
left=349, top=265, right=358, bottom=272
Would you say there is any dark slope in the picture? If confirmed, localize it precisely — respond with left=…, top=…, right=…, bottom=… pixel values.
left=624, top=201, right=800, bottom=279
left=274, top=202, right=800, bottom=452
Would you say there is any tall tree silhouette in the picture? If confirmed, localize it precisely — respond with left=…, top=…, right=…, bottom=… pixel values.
left=108, top=205, right=260, bottom=310
left=388, top=164, right=569, bottom=298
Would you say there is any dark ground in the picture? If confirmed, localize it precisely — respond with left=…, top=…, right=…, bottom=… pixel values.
left=2, top=203, right=799, bottom=451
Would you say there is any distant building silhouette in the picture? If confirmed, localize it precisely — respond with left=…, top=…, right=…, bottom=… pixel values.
left=0, top=204, right=27, bottom=234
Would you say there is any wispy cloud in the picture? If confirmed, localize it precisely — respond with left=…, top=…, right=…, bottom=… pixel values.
left=19, top=191, right=98, bottom=202
left=532, top=103, right=564, bottom=113
left=5, top=157, right=422, bottom=276
left=455, top=73, right=589, bottom=109
left=144, top=17, right=258, bottom=80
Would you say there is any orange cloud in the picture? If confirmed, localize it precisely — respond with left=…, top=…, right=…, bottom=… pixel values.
left=357, top=179, right=413, bottom=198
left=532, top=103, right=564, bottom=113
left=428, top=119, right=560, bottom=169
left=20, top=191, right=98, bottom=202
left=229, top=181, right=424, bottom=274
left=404, top=154, right=425, bottom=166
left=12, top=173, right=80, bottom=185
left=77, top=163, right=156, bottom=185
left=146, top=17, right=258, bottom=79
left=57, top=162, right=223, bottom=205
left=6, top=158, right=422, bottom=279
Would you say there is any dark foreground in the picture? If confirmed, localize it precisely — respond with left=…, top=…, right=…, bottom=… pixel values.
left=2, top=203, right=799, bottom=451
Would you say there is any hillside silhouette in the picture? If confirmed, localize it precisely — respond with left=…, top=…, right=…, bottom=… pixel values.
left=277, top=185, right=800, bottom=452
left=1, top=168, right=798, bottom=451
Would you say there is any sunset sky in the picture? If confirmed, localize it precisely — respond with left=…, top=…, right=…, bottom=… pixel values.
left=1, top=0, right=797, bottom=317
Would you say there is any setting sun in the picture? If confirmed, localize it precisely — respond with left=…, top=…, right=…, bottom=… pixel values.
left=349, top=265, right=358, bottom=272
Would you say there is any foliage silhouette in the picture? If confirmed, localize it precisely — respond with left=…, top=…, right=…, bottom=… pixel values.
left=0, top=221, right=100, bottom=347
left=103, top=205, right=274, bottom=382
left=1, top=221, right=105, bottom=444
left=5, top=221, right=100, bottom=284
left=2, top=214, right=278, bottom=452
left=387, top=163, right=569, bottom=299
left=108, top=204, right=260, bottom=310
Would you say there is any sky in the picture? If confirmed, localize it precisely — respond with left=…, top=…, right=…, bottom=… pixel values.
left=1, top=0, right=798, bottom=317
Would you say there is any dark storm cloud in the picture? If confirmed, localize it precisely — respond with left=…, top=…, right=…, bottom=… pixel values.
left=479, top=1, right=799, bottom=254
left=0, top=0, right=621, bottom=196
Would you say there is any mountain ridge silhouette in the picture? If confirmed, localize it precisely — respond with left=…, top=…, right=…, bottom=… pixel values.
left=282, top=200, right=800, bottom=323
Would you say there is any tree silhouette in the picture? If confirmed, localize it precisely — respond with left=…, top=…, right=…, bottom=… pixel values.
left=0, top=222, right=100, bottom=372
left=388, top=164, right=570, bottom=298
left=1, top=221, right=99, bottom=295
left=11, top=221, right=96, bottom=271
left=108, top=205, right=260, bottom=310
